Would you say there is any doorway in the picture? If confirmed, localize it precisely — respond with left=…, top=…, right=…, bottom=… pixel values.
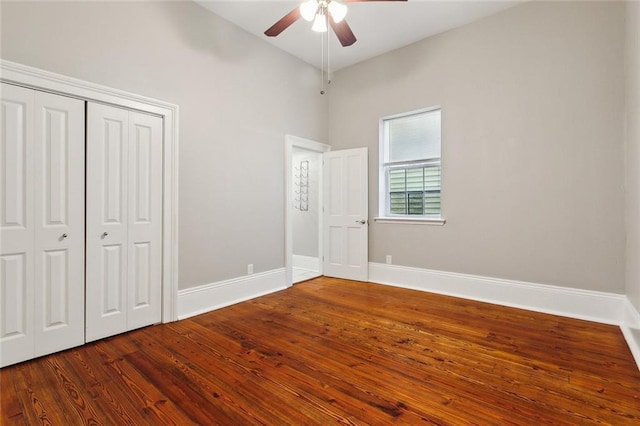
left=285, top=135, right=331, bottom=286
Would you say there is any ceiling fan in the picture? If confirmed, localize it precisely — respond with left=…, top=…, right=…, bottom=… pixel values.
left=265, top=0, right=408, bottom=47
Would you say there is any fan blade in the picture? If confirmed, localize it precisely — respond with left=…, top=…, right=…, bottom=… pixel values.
left=265, top=8, right=301, bottom=37
left=330, top=18, right=357, bottom=47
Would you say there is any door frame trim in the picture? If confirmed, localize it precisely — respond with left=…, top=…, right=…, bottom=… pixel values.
left=284, top=135, right=331, bottom=286
left=1, top=60, right=180, bottom=322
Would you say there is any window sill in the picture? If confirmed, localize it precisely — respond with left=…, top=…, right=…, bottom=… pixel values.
left=373, top=217, right=446, bottom=225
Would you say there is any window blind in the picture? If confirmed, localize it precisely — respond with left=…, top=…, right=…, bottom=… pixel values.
left=388, top=109, right=441, bottom=163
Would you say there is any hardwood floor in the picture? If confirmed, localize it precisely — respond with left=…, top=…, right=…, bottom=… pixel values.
left=2, top=277, right=639, bottom=425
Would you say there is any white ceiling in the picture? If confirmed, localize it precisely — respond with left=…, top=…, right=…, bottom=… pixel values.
left=195, top=0, right=523, bottom=71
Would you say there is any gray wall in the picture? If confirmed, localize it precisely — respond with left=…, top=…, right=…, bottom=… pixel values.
left=0, top=1, right=327, bottom=290
left=1, top=1, right=633, bottom=298
left=626, top=0, right=640, bottom=310
left=292, top=148, right=321, bottom=258
left=328, top=1, right=626, bottom=293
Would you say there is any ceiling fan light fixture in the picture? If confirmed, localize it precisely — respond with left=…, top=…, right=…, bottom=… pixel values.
left=312, top=12, right=328, bottom=32
left=300, top=0, right=318, bottom=22
left=327, top=1, right=347, bottom=23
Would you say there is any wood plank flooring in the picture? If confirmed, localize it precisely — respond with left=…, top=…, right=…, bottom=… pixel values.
left=2, top=277, right=640, bottom=425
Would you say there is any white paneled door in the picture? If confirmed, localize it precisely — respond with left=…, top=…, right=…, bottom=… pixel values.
left=323, top=148, right=369, bottom=281
left=0, top=84, right=35, bottom=367
left=33, top=91, right=85, bottom=356
left=86, top=103, right=162, bottom=342
left=1, top=84, right=85, bottom=367
left=127, top=112, right=162, bottom=331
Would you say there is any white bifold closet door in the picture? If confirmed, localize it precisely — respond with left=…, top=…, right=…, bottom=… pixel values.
left=1, top=83, right=85, bottom=367
left=85, top=102, right=162, bottom=342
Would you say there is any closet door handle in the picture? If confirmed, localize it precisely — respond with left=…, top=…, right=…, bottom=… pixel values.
left=61, top=233, right=68, bottom=239
left=101, top=232, right=109, bottom=238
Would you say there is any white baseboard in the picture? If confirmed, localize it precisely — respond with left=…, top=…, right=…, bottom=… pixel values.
left=623, top=298, right=640, bottom=328
left=292, top=255, right=320, bottom=272
left=369, top=262, right=625, bottom=325
left=621, top=299, right=640, bottom=369
left=177, top=268, right=287, bottom=320
left=369, top=262, right=640, bottom=369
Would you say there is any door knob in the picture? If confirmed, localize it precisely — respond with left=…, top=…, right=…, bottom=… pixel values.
left=356, top=219, right=367, bottom=225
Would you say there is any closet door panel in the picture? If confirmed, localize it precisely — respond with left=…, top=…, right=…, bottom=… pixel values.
left=127, top=112, right=162, bottom=329
left=33, top=92, right=85, bottom=356
left=0, top=84, right=35, bottom=367
left=86, top=103, right=128, bottom=342
left=0, top=253, right=32, bottom=367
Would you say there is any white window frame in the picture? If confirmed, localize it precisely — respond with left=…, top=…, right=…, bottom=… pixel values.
left=375, top=107, right=445, bottom=225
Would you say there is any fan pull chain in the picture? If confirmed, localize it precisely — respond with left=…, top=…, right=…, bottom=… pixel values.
left=327, top=27, right=331, bottom=87
left=320, top=24, right=325, bottom=95
left=320, top=15, right=332, bottom=95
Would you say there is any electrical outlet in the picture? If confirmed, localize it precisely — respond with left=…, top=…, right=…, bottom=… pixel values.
left=247, top=264, right=254, bottom=275
left=385, top=255, right=392, bottom=265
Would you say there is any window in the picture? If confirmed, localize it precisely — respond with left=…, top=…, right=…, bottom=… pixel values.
left=378, top=108, right=443, bottom=222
